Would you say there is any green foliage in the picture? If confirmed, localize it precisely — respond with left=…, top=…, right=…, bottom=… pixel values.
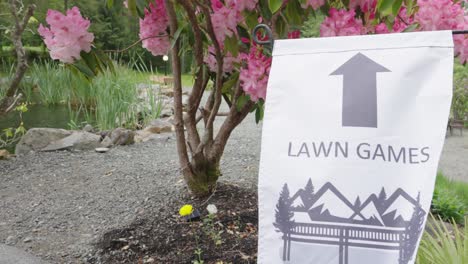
left=0, top=103, right=28, bottom=149
left=452, top=61, right=468, bottom=120
left=417, top=215, right=467, bottom=264
left=431, top=172, right=467, bottom=224
left=301, top=12, right=325, bottom=38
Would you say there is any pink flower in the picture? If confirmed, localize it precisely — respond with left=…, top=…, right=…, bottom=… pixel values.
left=204, top=46, right=241, bottom=73
left=415, top=0, right=465, bottom=31
left=301, top=0, right=325, bottom=10
left=38, top=7, right=94, bottom=63
left=320, top=8, right=366, bottom=37
left=123, top=0, right=128, bottom=8
left=375, top=8, right=414, bottom=34
left=287, top=30, right=300, bottom=39
left=139, top=0, right=170, bottom=56
left=375, top=23, right=390, bottom=34
left=210, top=0, right=242, bottom=45
left=239, top=45, right=272, bottom=101
left=349, top=0, right=376, bottom=13
left=415, top=0, right=467, bottom=63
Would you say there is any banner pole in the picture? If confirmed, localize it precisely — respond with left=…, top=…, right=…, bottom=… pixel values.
left=252, top=24, right=468, bottom=50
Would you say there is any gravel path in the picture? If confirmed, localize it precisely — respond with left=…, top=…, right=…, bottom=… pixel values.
left=0, top=120, right=465, bottom=263
left=0, top=115, right=261, bottom=264
left=438, top=129, right=468, bottom=182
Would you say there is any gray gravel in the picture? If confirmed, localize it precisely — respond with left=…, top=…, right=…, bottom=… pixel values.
left=438, top=129, right=468, bottom=182
left=0, top=116, right=262, bottom=264
left=0, top=118, right=465, bottom=263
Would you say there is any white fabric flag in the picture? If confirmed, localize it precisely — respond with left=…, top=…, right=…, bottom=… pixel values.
left=258, top=31, right=453, bottom=264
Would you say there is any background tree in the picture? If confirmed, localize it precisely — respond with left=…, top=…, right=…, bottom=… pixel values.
left=0, top=0, right=35, bottom=116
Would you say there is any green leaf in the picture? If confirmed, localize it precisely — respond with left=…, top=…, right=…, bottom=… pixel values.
left=285, top=0, right=304, bottom=26
left=3, top=128, right=13, bottom=138
left=127, top=0, right=138, bottom=16
left=70, top=62, right=95, bottom=79
left=224, top=35, right=239, bottom=57
left=377, top=0, right=395, bottom=15
left=170, top=22, right=187, bottom=50
left=222, top=72, right=239, bottom=94
left=274, top=15, right=287, bottom=39
left=236, top=94, right=250, bottom=112
left=255, top=104, right=264, bottom=123
left=259, top=0, right=273, bottom=20
left=106, top=0, right=114, bottom=8
left=268, top=0, right=283, bottom=13
left=245, top=11, right=259, bottom=29
left=402, top=23, right=419, bottom=32
left=392, top=0, right=404, bottom=16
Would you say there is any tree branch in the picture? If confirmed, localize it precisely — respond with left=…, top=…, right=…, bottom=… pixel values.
left=198, top=0, right=224, bottom=151
left=103, top=35, right=169, bottom=53
left=165, top=0, right=192, bottom=176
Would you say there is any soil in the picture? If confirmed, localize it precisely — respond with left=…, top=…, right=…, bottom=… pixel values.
left=88, top=183, right=258, bottom=264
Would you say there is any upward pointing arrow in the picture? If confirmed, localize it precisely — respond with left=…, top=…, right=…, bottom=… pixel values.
left=330, top=53, right=390, bottom=128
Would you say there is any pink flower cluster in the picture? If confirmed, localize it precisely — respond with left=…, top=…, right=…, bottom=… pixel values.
left=204, top=46, right=240, bottom=73
left=38, top=7, right=94, bottom=63
left=210, top=0, right=258, bottom=45
left=415, top=0, right=467, bottom=63
left=239, top=45, right=272, bottom=101
left=139, top=0, right=170, bottom=56
left=320, top=8, right=366, bottom=37
left=301, top=0, right=325, bottom=10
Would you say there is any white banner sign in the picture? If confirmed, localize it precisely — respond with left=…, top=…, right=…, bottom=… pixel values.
left=258, top=31, right=453, bottom=264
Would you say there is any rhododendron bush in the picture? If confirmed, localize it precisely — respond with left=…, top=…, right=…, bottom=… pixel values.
left=38, top=0, right=467, bottom=196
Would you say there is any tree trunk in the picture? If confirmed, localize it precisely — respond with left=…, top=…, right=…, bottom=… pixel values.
left=184, top=158, right=221, bottom=196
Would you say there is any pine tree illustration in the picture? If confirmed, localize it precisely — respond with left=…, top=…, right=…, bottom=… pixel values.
left=354, top=196, right=361, bottom=209
left=377, top=187, right=387, bottom=213
left=274, top=184, right=295, bottom=233
left=403, top=192, right=425, bottom=263
left=304, top=178, right=315, bottom=206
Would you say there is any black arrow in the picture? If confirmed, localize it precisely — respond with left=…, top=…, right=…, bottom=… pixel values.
left=330, top=53, right=390, bottom=128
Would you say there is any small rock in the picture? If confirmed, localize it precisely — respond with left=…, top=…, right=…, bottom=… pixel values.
left=144, top=118, right=173, bottom=134
left=145, top=257, right=155, bottom=263
left=0, top=149, right=11, bottom=160
left=83, top=124, right=93, bottom=132
left=207, top=204, right=218, bottom=215
left=121, top=245, right=130, bottom=251
left=100, top=136, right=113, bottom=148
left=23, top=237, right=32, bottom=243
left=95, top=148, right=110, bottom=153
left=5, top=235, right=16, bottom=245
left=109, top=128, right=135, bottom=146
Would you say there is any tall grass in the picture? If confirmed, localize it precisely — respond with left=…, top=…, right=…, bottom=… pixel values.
left=435, top=172, right=468, bottom=208
left=26, top=62, right=162, bottom=130
left=417, top=215, right=467, bottom=264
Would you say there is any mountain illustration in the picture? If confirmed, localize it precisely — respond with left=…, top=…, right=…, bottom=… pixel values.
left=359, top=200, right=385, bottom=226
left=286, top=179, right=424, bottom=227
left=274, top=179, right=426, bottom=263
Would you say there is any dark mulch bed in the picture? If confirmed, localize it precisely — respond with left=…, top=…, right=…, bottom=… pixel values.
left=88, top=183, right=258, bottom=264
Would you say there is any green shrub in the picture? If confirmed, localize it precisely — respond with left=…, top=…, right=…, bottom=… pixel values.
left=417, top=215, right=467, bottom=264
left=431, top=172, right=467, bottom=224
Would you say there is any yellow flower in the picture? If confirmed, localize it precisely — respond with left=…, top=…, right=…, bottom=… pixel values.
left=179, top=204, right=194, bottom=216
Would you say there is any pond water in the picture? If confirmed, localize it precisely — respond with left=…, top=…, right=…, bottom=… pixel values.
left=0, top=104, right=90, bottom=152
